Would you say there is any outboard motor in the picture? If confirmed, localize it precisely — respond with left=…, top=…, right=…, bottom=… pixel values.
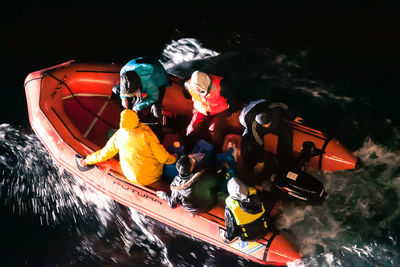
left=295, top=141, right=320, bottom=171
left=271, top=141, right=327, bottom=204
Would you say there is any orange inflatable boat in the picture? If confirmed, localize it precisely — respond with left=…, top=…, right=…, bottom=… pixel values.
left=24, top=60, right=357, bottom=265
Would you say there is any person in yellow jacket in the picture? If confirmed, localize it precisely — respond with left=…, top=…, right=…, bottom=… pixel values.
left=219, top=178, right=270, bottom=243
left=79, top=109, right=177, bottom=186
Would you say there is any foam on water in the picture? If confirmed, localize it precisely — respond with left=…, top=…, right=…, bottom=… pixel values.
left=161, top=38, right=219, bottom=72
left=0, top=124, right=115, bottom=227
left=278, top=136, right=400, bottom=266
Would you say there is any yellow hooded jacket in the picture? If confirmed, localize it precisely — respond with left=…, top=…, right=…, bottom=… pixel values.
left=85, top=109, right=176, bottom=186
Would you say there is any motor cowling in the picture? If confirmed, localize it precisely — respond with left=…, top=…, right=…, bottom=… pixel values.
left=271, top=170, right=326, bottom=204
left=272, top=141, right=327, bottom=204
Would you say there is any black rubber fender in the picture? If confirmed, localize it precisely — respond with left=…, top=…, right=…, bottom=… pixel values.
left=75, top=154, right=94, bottom=172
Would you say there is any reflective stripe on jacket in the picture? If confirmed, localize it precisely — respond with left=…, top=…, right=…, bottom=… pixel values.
left=226, top=187, right=266, bottom=229
left=187, top=74, right=229, bottom=115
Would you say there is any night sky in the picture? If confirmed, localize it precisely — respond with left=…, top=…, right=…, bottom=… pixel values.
left=1, top=0, right=399, bottom=128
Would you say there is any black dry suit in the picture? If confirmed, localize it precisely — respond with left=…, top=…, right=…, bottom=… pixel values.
left=224, top=187, right=269, bottom=241
left=160, top=169, right=219, bottom=214
left=239, top=99, right=296, bottom=173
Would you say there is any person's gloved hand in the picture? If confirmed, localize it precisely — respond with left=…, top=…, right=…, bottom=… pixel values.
left=157, top=191, right=168, bottom=200
left=294, top=116, right=304, bottom=124
left=219, top=228, right=232, bottom=244
left=75, top=154, right=94, bottom=172
left=122, top=98, right=130, bottom=109
left=112, top=84, right=120, bottom=95
left=79, top=158, right=87, bottom=167
left=227, top=142, right=239, bottom=161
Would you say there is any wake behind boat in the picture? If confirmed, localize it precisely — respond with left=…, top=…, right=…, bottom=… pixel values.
left=24, top=61, right=358, bottom=265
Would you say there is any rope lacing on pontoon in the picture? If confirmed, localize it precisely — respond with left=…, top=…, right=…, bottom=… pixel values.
left=44, top=72, right=116, bottom=129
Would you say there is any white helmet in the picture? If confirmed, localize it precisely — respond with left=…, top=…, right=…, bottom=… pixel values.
left=227, top=178, right=249, bottom=201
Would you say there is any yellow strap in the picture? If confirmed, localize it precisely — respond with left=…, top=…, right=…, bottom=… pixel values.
left=226, top=197, right=265, bottom=225
left=248, top=187, right=257, bottom=195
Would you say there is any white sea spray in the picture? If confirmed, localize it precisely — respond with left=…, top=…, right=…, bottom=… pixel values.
left=280, top=137, right=400, bottom=265
left=0, top=124, right=115, bottom=226
left=160, top=38, right=219, bottom=71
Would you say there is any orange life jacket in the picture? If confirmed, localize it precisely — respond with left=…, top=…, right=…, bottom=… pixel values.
left=188, top=74, right=229, bottom=115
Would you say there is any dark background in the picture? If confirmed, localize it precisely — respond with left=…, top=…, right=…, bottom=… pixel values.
left=0, top=1, right=400, bottom=265
left=1, top=0, right=399, bottom=128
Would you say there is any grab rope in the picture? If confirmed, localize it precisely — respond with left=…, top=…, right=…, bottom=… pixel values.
left=44, top=72, right=116, bottom=129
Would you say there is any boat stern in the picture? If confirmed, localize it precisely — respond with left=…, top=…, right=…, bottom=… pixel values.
left=265, top=232, right=302, bottom=266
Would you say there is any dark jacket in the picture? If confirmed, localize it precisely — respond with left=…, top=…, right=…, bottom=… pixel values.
left=239, top=99, right=295, bottom=144
left=219, top=78, right=241, bottom=113
left=159, top=169, right=219, bottom=214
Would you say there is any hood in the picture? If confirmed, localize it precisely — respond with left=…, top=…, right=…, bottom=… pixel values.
left=227, top=177, right=249, bottom=202
left=120, top=71, right=142, bottom=97
left=255, top=112, right=271, bottom=126
left=189, top=71, right=211, bottom=95
left=176, top=155, right=193, bottom=177
left=120, top=109, right=139, bottom=129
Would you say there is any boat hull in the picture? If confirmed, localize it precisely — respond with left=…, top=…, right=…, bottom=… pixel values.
left=24, top=61, right=303, bottom=265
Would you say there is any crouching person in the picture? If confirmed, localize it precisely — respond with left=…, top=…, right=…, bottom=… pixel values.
left=157, top=155, right=219, bottom=215
left=220, top=177, right=269, bottom=243
left=78, top=109, right=176, bottom=186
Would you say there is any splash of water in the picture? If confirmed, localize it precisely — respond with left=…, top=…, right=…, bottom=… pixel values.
left=160, top=38, right=219, bottom=72
left=160, top=38, right=355, bottom=123
left=278, top=137, right=400, bottom=266
left=0, top=124, right=243, bottom=265
left=267, top=51, right=355, bottom=105
left=127, top=208, right=255, bottom=266
left=158, top=37, right=400, bottom=266
left=0, top=124, right=115, bottom=226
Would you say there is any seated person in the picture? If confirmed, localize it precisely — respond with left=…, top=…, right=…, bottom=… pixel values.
left=164, top=139, right=213, bottom=179
left=113, top=57, right=168, bottom=120
left=157, top=155, right=220, bottom=215
left=184, top=70, right=238, bottom=151
left=78, top=109, right=176, bottom=186
left=220, top=177, right=270, bottom=243
left=239, top=99, right=303, bottom=177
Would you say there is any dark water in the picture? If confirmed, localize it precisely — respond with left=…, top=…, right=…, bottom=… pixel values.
left=1, top=1, right=400, bottom=266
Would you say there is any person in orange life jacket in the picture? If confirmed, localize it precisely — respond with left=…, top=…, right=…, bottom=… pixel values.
left=239, top=99, right=303, bottom=179
left=112, top=57, right=168, bottom=120
left=184, top=71, right=236, bottom=150
left=219, top=177, right=270, bottom=243
left=78, top=109, right=176, bottom=186
left=157, top=155, right=220, bottom=215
